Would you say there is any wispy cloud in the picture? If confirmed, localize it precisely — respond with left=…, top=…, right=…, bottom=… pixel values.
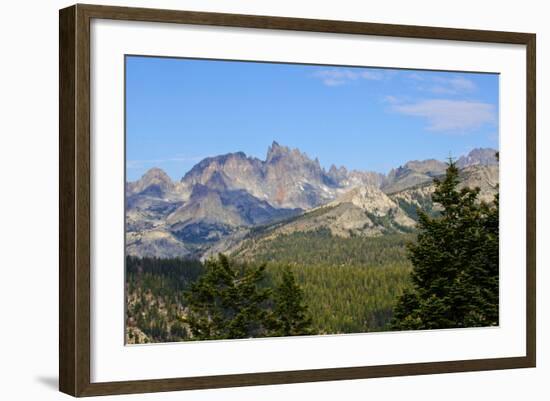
left=408, top=73, right=477, bottom=95
left=127, top=155, right=205, bottom=169
left=430, top=77, right=476, bottom=94
left=383, top=95, right=400, bottom=104
left=392, top=99, right=496, bottom=132
left=313, top=68, right=384, bottom=86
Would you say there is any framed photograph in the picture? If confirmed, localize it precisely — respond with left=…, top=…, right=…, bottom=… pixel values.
left=59, top=4, right=536, bottom=397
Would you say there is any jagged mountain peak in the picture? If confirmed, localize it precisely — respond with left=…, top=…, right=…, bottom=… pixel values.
left=266, top=141, right=321, bottom=167
left=268, top=140, right=283, bottom=151
left=141, top=167, right=172, bottom=183
left=326, top=164, right=349, bottom=184
left=383, top=157, right=451, bottom=194
left=266, top=140, right=288, bottom=161
left=182, top=151, right=250, bottom=181
left=456, top=147, right=498, bottom=168
left=402, top=159, right=447, bottom=175
left=266, top=141, right=291, bottom=160
left=128, top=167, right=174, bottom=197
left=328, top=164, right=347, bottom=174
left=126, top=143, right=500, bottom=259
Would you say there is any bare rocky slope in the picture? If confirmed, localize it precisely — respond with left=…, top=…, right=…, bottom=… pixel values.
left=125, top=143, right=498, bottom=260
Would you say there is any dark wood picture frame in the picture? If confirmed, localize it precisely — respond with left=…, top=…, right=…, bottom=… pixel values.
left=59, top=3, right=536, bottom=397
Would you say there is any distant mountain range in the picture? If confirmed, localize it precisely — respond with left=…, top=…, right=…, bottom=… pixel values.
left=126, top=142, right=498, bottom=260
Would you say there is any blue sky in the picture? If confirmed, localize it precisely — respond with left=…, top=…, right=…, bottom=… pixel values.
left=126, top=56, right=499, bottom=181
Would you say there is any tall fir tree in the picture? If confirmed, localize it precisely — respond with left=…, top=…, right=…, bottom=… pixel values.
left=184, top=254, right=273, bottom=340
left=391, top=159, right=499, bottom=330
left=271, top=267, right=314, bottom=337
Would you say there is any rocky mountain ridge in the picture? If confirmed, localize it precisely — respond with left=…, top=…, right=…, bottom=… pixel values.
left=126, top=143, right=498, bottom=260
left=173, top=141, right=385, bottom=210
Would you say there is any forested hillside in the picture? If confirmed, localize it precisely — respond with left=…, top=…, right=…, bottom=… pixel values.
left=265, top=262, right=411, bottom=334
left=126, top=232, right=414, bottom=343
left=234, top=228, right=413, bottom=266
left=126, top=257, right=204, bottom=343
left=125, top=155, right=499, bottom=344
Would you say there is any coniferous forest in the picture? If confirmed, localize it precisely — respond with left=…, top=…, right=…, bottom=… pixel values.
left=126, top=161, right=499, bottom=344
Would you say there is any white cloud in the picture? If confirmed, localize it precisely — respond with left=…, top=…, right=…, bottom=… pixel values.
left=407, top=73, right=477, bottom=95
left=313, top=68, right=384, bottom=86
left=447, top=77, right=476, bottom=92
left=392, top=99, right=496, bottom=132
left=428, top=76, right=477, bottom=94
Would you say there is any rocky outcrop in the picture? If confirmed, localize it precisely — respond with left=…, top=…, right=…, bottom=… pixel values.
left=232, top=185, right=416, bottom=248
left=390, top=163, right=499, bottom=220
left=382, top=159, right=447, bottom=194
left=179, top=141, right=385, bottom=210
left=125, top=143, right=499, bottom=259
left=126, top=229, right=192, bottom=259
left=456, top=148, right=499, bottom=169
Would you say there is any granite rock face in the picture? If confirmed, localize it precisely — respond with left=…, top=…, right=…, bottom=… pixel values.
left=179, top=141, right=384, bottom=210
left=125, top=144, right=498, bottom=259
left=456, top=148, right=499, bottom=169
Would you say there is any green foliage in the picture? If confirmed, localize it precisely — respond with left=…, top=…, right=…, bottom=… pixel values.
left=270, top=267, right=314, bottom=336
left=184, top=254, right=274, bottom=340
left=235, top=230, right=414, bottom=333
left=391, top=161, right=499, bottom=330
left=126, top=249, right=412, bottom=342
left=125, top=256, right=204, bottom=343
left=397, top=193, right=437, bottom=221
left=365, top=210, right=415, bottom=233
left=236, top=228, right=415, bottom=267
left=126, top=255, right=316, bottom=342
left=266, top=262, right=411, bottom=334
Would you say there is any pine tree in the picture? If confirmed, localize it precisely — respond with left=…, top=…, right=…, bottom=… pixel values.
left=271, top=268, right=314, bottom=337
left=391, top=159, right=499, bottom=330
left=184, top=254, right=273, bottom=340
